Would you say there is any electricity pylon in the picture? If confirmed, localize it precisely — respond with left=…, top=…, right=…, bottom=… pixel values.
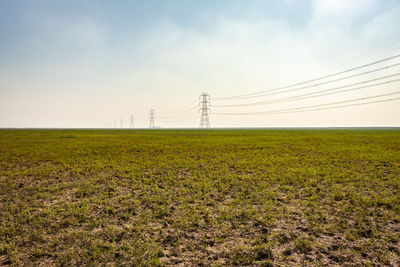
left=114, top=120, right=117, bottom=128
left=130, top=114, right=134, bottom=128
left=149, top=109, right=155, bottom=128
left=120, top=118, right=123, bottom=128
left=199, top=93, right=211, bottom=128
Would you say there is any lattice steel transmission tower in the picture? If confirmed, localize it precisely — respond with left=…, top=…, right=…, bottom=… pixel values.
left=130, top=114, right=134, bottom=128
left=149, top=109, right=155, bottom=128
left=120, top=118, right=123, bottom=128
left=199, top=93, right=211, bottom=128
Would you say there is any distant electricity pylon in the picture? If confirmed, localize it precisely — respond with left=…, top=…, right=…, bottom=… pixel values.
left=114, top=120, right=117, bottom=128
left=149, top=109, right=155, bottom=128
left=130, top=114, right=134, bottom=128
left=199, top=93, right=211, bottom=128
left=120, top=118, right=123, bottom=128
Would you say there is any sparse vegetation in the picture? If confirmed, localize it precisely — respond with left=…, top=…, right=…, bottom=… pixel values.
left=0, top=129, right=399, bottom=265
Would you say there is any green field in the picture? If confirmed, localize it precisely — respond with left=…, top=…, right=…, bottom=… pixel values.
left=0, top=129, right=399, bottom=266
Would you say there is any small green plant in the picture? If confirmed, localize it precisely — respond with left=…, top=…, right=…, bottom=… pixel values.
left=0, top=129, right=398, bottom=265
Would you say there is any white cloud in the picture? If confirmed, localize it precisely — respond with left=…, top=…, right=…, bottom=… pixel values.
left=312, top=0, right=377, bottom=19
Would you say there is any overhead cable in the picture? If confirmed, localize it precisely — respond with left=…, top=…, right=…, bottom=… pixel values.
left=213, top=53, right=400, bottom=100
left=212, top=91, right=400, bottom=115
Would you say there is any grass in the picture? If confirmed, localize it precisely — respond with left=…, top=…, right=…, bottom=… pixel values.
left=0, top=129, right=399, bottom=265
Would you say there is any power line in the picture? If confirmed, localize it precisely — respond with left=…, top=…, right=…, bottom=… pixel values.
left=159, top=114, right=199, bottom=124
left=212, top=75, right=400, bottom=107
left=321, top=39, right=400, bottom=70
left=213, top=91, right=400, bottom=115
left=260, top=78, right=400, bottom=106
left=279, top=40, right=400, bottom=87
left=158, top=112, right=199, bottom=123
left=157, top=106, right=198, bottom=119
left=214, top=63, right=400, bottom=103
left=213, top=53, right=400, bottom=100
left=273, top=97, right=400, bottom=115
left=158, top=101, right=198, bottom=115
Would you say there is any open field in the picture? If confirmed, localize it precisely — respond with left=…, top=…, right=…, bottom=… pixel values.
left=0, top=129, right=399, bottom=266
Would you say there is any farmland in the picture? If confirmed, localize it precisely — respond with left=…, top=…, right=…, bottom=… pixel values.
left=0, top=129, right=399, bottom=266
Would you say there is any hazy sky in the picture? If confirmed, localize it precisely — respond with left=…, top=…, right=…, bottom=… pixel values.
left=1, top=0, right=400, bottom=128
